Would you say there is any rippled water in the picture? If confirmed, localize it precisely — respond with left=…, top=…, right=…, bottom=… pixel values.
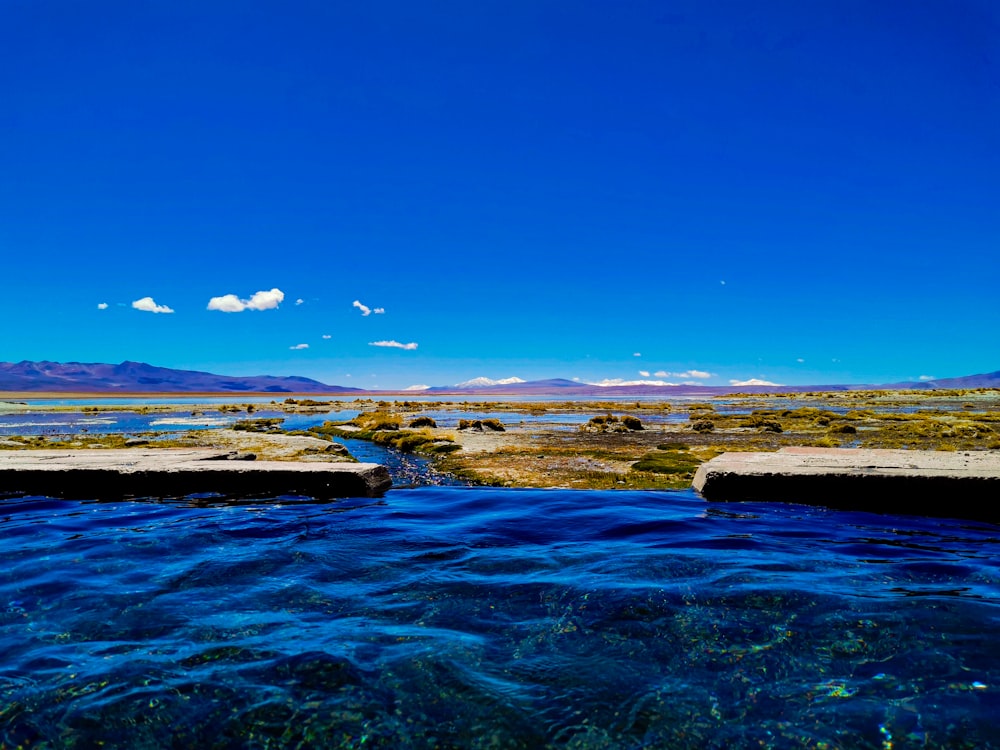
left=2, top=488, right=999, bottom=748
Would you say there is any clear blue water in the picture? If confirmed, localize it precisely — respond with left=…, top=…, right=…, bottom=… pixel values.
left=0, top=410, right=363, bottom=437
left=2, top=487, right=999, bottom=748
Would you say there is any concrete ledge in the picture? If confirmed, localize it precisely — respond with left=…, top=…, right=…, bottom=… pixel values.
left=692, top=448, right=1000, bottom=519
left=0, top=449, right=392, bottom=499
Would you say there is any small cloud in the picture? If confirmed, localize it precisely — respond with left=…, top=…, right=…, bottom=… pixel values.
left=639, top=370, right=650, bottom=377
left=208, top=288, right=284, bottom=312
left=797, top=358, right=805, bottom=363
left=633, top=352, right=642, bottom=357
left=132, top=296, right=174, bottom=314
left=654, top=370, right=668, bottom=378
left=289, top=343, right=309, bottom=350
left=404, top=384, right=431, bottom=391
left=369, top=340, right=418, bottom=350
left=918, top=375, right=935, bottom=381
left=97, top=302, right=108, bottom=310
left=729, top=378, right=782, bottom=387
left=322, top=334, right=332, bottom=340
left=295, top=298, right=304, bottom=306
left=353, top=300, right=385, bottom=316
left=208, top=295, right=245, bottom=312
left=720, top=280, right=726, bottom=286
left=572, top=377, right=581, bottom=382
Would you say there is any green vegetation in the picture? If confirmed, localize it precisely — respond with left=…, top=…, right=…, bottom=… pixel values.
left=232, top=418, right=285, bottom=433
left=354, top=412, right=402, bottom=431
left=691, top=419, right=715, bottom=433
left=308, top=412, right=457, bottom=455
left=282, top=398, right=331, bottom=407
left=621, top=415, right=643, bottom=431
left=458, top=418, right=505, bottom=432
left=371, top=428, right=458, bottom=454
left=582, top=414, right=643, bottom=433
left=744, top=413, right=784, bottom=433
left=631, top=450, right=701, bottom=476
left=829, top=424, right=857, bottom=434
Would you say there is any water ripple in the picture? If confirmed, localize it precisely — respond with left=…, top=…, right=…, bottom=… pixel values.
left=1, top=488, right=999, bottom=747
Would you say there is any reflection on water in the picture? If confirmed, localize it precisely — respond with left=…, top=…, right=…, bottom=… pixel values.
left=1, top=487, right=998, bottom=748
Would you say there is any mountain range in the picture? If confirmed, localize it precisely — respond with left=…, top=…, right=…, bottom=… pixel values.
left=1, top=360, right=998, bottom=395
left=0, top=361, right=363, bottom=394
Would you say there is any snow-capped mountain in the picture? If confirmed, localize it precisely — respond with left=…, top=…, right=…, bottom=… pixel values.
left=453, top=377, right=528, bottom=388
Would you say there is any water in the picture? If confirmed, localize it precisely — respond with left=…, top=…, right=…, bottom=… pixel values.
left=0, top=409, right=362, bottom=437
left=2, top=488, right=999, bottom=748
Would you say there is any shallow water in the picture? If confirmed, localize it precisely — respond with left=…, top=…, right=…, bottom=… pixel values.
left=0, top=409, right=360, bottom=437
left=1, top=487, right=998, bottom=748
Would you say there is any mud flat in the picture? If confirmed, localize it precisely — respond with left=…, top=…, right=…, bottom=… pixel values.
left=0, top=449, right=391, bottom=499
left=693, top=447, right=1000, bottom=519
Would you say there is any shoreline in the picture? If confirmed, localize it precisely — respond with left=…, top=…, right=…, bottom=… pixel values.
left=4, top=389, right=998, bottom=491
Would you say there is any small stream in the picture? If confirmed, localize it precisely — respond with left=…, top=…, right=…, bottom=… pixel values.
left=333, top=437, right=467, bottom=487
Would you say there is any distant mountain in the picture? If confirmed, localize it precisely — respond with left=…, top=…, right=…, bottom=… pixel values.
left=453, top=376, right=527, bottom=388
left=882, top=370, right=1000, bottom=390
left=0, top=360, right=363, bottom=394
left=426, top=378, right=590, bottom=395
left=2, top=360, right=997, bottom=396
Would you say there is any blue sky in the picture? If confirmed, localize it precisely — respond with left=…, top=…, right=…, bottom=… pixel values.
left=3, top=1, right=998, bottom=389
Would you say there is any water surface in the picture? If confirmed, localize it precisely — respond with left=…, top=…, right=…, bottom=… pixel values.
left=1, top=488, right=998, bottom=748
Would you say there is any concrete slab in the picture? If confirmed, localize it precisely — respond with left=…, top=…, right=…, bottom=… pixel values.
left=692, top=448, right=1000, bottom=519
left=0, top=449, right=391, bottom=499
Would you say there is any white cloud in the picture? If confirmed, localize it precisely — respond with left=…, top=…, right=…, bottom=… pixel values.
left=633, top=352, right=642, bottom=357
left=289, top=343, right=309, bottom=350
left=132, top=297, right=174, bottom=314
left=797, top=358, right=805, bottom=363
left=248, top=289, right=284, bottom=310
left=322, top=334, right=332, bottom=339
left=353, top=300, right=386, bottom=317
left=369, top=340, right=418, bottom=350
left=295, top=298, right=304, bottom=305
left=207, top=288, right=285, bottom=312
left=206, top=294, right=244, bottom=312
left=639, top=370, right=650, bottom=377
left=654, top=370, right=668, bottom=378
left=404, top=384, right=431, bottom=391
left=97, top=302, right=108, bottom=310
left=729, top=378, right=783, bottom=387
left=918, top=375, right=935, bottom=381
